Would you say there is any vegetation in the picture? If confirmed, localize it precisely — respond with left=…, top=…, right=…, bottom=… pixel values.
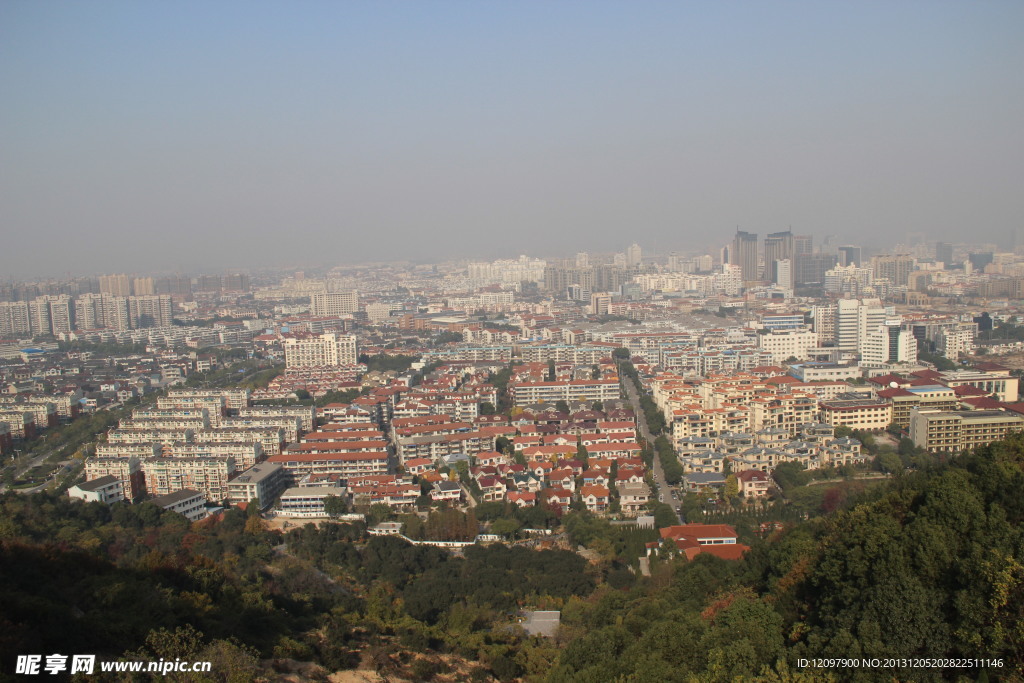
left=358, top=353, right=419, bottom=374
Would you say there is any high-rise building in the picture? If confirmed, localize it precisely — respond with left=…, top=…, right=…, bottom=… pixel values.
left=837, top=246, right=862, bottom=267
left=836, top=298, right=888, bottom=353
left=794, top=235, right=813, bottom=256
left=99, top=274, right=132, bottom=297
left=667, top=252, right=681, bottom=272
left=132, top=277, right=155, bottom=296
left=0, top=301, right=32, bottom=336
left=221, top=273, right=250, bottom=292
left=935, top=242, right=953, bottom=265
left=626, top=243, right=643, bottom=267
left=968, top=253, right=994, bottom=272
left=871, top=254, right=915, bottom=287
left=730, top=231, right=759, bottom=282
left=861, top=323, right=917, bottom=367
left=795, top=253, right=838, bottom=287
left=764, top=231, right=795, bottom=287
left=129, top=295, right=174, bottom=328
left=27, top=298, right=52, bottom=336
left=311, top=291, right=359, bottom=316
left=774, top=260, right=793, bottom=290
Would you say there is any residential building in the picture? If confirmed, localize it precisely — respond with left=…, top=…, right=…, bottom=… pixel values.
left=67, top=475, right=125, bottom=505
left=150, top=489, right=209, bottom=522
left=910, top=409, right=1024, bottom=454
left=283, top=332, right=358, bottom=368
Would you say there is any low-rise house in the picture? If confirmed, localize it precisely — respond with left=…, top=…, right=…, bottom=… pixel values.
left=507, top=490, right=536, bottom=507
left=151, top=489, right=209, bottom=522
left=617, top=481, right=651, bottom=516
left=67, top=475, right=124, bottom=505
left=579, top=485, right=610, bottom=513
left=736, top=470, right=771, bottom=498
left=430, top=480, right=463, bottom=502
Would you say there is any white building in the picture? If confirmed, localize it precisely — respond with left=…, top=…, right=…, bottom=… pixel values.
left=757, top=327, right=819, bottom=364
left=311, top=291, right=359, bottom=316
left=283, top=333, right=358, bottom=368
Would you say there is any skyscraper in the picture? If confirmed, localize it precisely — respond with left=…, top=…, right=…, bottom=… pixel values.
left=764, top=231, right=795, bottom=287
left=935, top=242, right=953, bottom=265
left=626, top=243, right=642, bottom=267
left=837, top=246, right=862, bottom=267
left=730, top=231, right=759, bottom=282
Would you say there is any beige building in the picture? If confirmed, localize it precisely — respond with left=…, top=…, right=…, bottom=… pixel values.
left=910, top=409, right=1024, bottom=454
left=819, top=396, right=893, bottom=431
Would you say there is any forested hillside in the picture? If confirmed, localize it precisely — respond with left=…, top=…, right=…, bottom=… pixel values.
left=3, top=434, right=1024, bottom=681
left=547, top=435, right=1024, bottom=682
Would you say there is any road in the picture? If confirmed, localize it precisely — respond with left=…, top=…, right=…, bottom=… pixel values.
left=620, top=368, right=682, bottom=524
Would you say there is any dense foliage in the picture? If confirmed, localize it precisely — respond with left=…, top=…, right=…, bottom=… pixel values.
left=548, top=434, right=1024, bottom=681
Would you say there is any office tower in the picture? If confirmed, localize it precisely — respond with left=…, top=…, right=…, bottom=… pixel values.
left=837, top=245, right=862, bottom=267
left=730, top=231, right=759, bottom=282
left=969, top=253, right=994, bottom=272
left=774, top=260, right=793, bottom=290
left=795, top=253, right=838, bottom=287
left=311, top=291, right=359, bottom=316
left=861, top=323, right=917, bottom=367
left=836, top=298, right=887, bottom=353
left=871, top=254, right=915, bottom=287
left=764, top=231, right=795, bottom=287
left=99, top=274, right=132, bottom=297
left=935, top=242, right=953, bottom=265
left=794, top=235, right=813, bottom=256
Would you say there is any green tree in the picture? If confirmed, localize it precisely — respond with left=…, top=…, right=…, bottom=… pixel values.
left=324, top=495, right=348, bottom=517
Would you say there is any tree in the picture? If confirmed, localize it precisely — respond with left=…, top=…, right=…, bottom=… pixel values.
left=480, top=401, right=496, bottom=416
left=725, top=474, right=739, bottom=499
left=324, top=495, right=348, bottom=517
left=612, top=347, right=630, bottom=360
left=556, top=400, right=570, bottom=415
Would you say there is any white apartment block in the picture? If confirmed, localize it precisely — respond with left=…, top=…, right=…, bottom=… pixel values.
left=508, top=380, right=621, bottom=407
left=861, top=324, right=917, bottom=368
left=311, top=291, right=359, bottom=316
left=143, top=456, right=237, bottom=502
left=757, top=327, right=819, bottom=364
left=283, top=333, right=358, bottom=368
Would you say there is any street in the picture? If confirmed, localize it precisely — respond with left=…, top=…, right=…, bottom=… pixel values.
left=620, top=369, right=682, bottom=524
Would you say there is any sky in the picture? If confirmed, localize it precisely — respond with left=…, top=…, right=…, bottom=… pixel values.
left=2, top=1, right=1022, bottom=278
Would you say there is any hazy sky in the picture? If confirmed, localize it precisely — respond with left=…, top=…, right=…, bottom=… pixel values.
left=2, top=1, right=1022, bottom=278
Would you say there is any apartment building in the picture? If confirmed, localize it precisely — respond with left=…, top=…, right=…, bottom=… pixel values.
left=910, top=409, right=1024, bottom=454
left=819, top=395, right=893, bottom=431
left=508, top=379, right=620, bottom=407
left=283, top=332, right=358, bottom=368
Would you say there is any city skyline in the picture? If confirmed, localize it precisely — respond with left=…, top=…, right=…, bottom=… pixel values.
left=3, top=1, right=1022, bottom=278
